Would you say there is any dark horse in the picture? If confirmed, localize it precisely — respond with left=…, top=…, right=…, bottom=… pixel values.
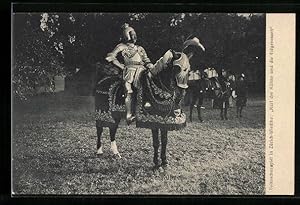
left=95, top=50, right=190, bottom=168
left=189, top=75, right=235, bottom=121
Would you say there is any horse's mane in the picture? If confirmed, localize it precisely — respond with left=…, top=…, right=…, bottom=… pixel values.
left=154, top=67, right=174, bottom=91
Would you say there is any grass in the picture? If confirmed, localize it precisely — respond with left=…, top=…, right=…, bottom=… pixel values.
left=12, top=93, right=265, bottom=195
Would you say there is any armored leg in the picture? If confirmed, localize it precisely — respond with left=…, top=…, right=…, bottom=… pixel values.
left=125, top=82, right=135, bottom=125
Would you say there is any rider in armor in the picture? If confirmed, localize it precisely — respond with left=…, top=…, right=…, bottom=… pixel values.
left=105, top=23, right=154, bottom=124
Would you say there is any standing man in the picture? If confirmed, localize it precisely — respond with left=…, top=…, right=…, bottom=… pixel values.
left=227, top=70, right=236, bottom=107
left=235, top=73, right=248, bottom=118
left=105, top=23, right=154, bottom=124
left=204, top=67, right=218, bottom=108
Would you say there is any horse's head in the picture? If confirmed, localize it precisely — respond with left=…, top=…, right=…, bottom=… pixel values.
left=149, top=37, right=205, bottom=113
left=172, top=52, right=191, bottom=90
left=172, top=37, right=205, bottom=86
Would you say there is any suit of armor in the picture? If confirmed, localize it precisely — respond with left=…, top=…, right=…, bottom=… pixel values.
left=106, top=43, right=152, bottom=92
left=105, top=24, right=153, bottom=124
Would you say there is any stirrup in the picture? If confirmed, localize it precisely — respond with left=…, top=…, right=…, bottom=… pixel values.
left=126, top=115, right=136, bottom=125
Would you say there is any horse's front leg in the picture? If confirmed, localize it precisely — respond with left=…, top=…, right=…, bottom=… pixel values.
left=160, top=129, right=168, bottom=167
left=239, top=106, right=243, bottom=118
left=189, top=102, right=194, bottom=122
left=197, top=96, right=203, bottom=122
left=220, top=106, right=224, bottom=120
left=224, top=100, right=228, bottom=120
left=151, top=128, right=159, bottom=168
left=224, top=107, right=228, bottom=120
left=96, top=123, right=104, bottom=155
left=110, top=121, right=121, bottom=158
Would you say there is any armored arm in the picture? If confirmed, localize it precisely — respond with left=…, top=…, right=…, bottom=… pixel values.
left=138, top=46, right=153, bottom=69
left=149, top=49, right=174, bottom=76
left=105, top=44, right=126, bottom=70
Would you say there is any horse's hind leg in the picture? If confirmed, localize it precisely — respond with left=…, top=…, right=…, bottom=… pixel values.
left=151, top=128, right=160, bottom=168
left=197, top=107, right=203, bottom=122
left=96, top=124, right=104, bottom=155
left=110, top=122, right=121, bottom=158
left=160, top=129, right=168, bottom=167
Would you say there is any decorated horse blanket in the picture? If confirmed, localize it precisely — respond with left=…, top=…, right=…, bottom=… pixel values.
left=95, top=72, right=186, bottom=131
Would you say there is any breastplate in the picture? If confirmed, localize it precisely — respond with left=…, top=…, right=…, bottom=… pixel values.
left=122, top=45, right=143, bottom=65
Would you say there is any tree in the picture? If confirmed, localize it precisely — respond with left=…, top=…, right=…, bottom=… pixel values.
left=13, top=13, right=64, bottom=100
left=13, top=12, right=266, bottom=99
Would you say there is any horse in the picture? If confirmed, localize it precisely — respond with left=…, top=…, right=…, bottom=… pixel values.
left=207, top=76, right=235, bottom=120
left=95, top=49, right=190, bottom=169
left=188, top=75, right=235, bottom=121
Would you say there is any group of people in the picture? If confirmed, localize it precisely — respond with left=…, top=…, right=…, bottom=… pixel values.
left=187, top=67, right=248, bottom=117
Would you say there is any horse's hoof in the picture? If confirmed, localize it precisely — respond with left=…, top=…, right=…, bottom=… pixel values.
left=158, top=166, right=165, bottom=173
left=161, top=161, right=168, bottom=168
left=152, top=164, right=160, bottom=171
left=114, top=153, right=122, bottom=159
left=96, top=147, right=103, bottom=155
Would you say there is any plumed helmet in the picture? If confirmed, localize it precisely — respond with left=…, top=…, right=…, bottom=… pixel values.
left=183, top=37, right=205, bottom=52
left=122, top=23, right=137, bottom=43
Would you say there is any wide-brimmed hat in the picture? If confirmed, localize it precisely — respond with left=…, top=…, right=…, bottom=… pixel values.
left=183, top=37, right=205, bottom=52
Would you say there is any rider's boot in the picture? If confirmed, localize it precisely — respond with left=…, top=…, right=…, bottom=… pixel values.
left=125, top=93, right=135, bottom=125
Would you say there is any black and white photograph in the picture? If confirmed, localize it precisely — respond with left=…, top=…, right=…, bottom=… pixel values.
left=12, top=11, right=268, bottom=195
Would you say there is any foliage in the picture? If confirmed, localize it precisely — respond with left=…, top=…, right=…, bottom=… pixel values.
left=13, top=13, right=265, bottom=99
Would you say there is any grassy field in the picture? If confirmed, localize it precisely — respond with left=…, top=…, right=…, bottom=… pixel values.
left=12, top=93, right=265, bottom=195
